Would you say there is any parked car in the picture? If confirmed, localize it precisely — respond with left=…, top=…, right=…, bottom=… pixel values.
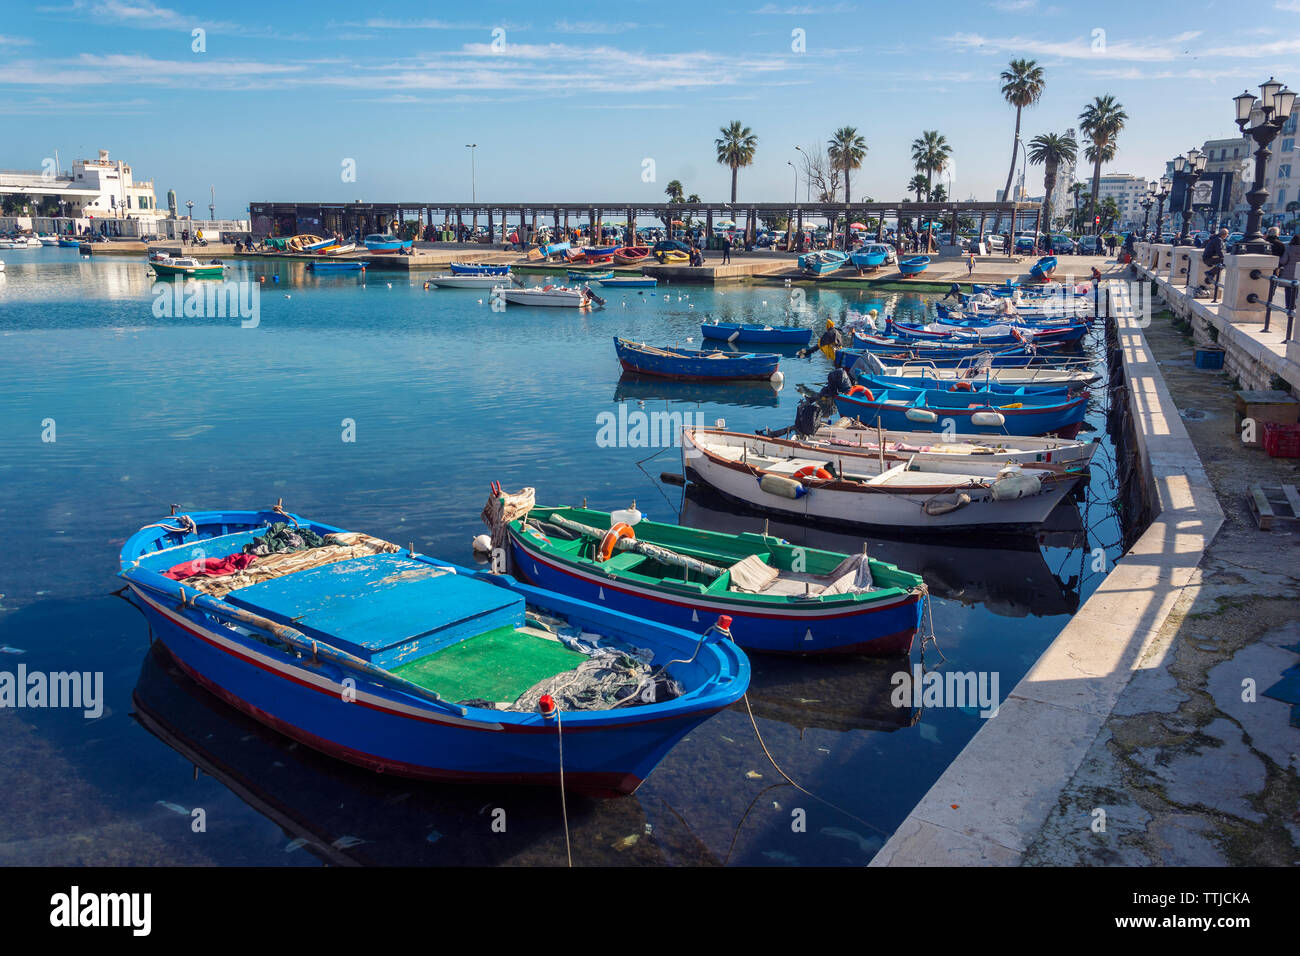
left=1014, top=234, right=1038, bottom=253
left=1077, top=235, right=1101, bottom=254
left=1050, top=235, right=1077, bottom=254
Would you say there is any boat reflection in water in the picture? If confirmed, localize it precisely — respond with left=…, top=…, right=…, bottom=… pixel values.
left=741, top=653, right=920, bottom=735
left=613, top=375, right=781, bottom=408
left=679, top=485, right=1081, bottom=619
left=130, top=643, right=718, bottom=866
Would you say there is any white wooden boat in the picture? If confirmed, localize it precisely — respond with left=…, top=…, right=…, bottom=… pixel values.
left=808, top=420, right=1099, bottom=467
left=855, top=352, right=1099, bottom=389
left=498, top=285, right=599, bottom=308
left=431, top=274, right=509, bottom=289
left=38, top=235, right=60, bottom=246
left=682, top=428, right=1081, bottom=533
left=325, top=243, right=356, bottom=256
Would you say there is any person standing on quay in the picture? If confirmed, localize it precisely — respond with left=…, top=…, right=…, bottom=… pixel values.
left=1281, top=234, right=1300, bottom=314
left=721, top=233, right=732, bottom=265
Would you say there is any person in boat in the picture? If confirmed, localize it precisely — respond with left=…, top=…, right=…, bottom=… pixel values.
left=942, top=282, right=962, bottom=302
left=818, top=318, right=843, bottom=359
left=995, top=297, right=1019, bottom=318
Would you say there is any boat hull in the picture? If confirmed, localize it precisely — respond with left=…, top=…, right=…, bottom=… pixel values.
left=701, top=323, right=810, bottom=345
left=614, top=338, right=779, bottom=380
left=833, top=389, right=1086, bottom=437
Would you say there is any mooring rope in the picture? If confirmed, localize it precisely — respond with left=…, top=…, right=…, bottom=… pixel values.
left=141, top=514, right=197, bottom=537
left=555, top=709, right=573, bottom=868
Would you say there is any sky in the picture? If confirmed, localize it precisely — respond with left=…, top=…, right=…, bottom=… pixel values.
left=0, top=0, right=1296, bottom=218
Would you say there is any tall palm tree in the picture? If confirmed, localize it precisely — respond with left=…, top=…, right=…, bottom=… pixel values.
left=827, top=127, right=868, bottom=205
left=1079, top=95, right=1128, bottom=231
left=715, top=121, right=758, bottom=203
left=907, top=174, right=928, bottom=202
left=1027, top=132, right=1078, bottom=235
left=997, top=59, right=1045, bottom=226
left=664, top=180, right=684, bottom=203
left=910, top=130, right=952, bottom=200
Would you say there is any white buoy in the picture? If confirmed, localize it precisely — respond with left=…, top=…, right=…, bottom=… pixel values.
left=770, top=370, right=785, bottom=385
left=472, top=534, right=492, bottom=554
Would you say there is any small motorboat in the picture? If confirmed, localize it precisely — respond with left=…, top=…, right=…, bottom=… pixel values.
left=682, top=428, right=1082, bottom=533
left=58, top=237, right=82, bottom=248
left=700, top=322, right=811, bottom=345
left=583, top=245, right=619, bottom=259
left=309, top=260, right=368, bottom=272
left=807, top=420, right=1099, bottom=468
left=568, top=270, right=614, bottom=281
left=885, top=320, right=1087, bottom=347
left=303, top=237, right=338, bottom=252
left=852, top=352, right=1099, bottom=389
left=612, top=246, right=650, bottom=264
left=614, top=337, right=780, bottom=381
left=450, top=262, right=510, bottom=276
left=832, top=383, right=1088, bottom=437
left=849, top=245, right=888, bottom=269
left=363, top=233, right=414, bottom=254
left=38, top=235, right=60, bottom=246
left=500, top=284, right=601, bottom=308
left=504, top=502, right=926, bottom=656
left=119, top=507, right=748, bottom=795
left=431, top=273, right=512, bottom=289
left=1029, top=255, right=1058, bottom=281
left=656, top=250, right=690, bottom=264
left=597, top=276, right=657, bottom=288
left=898, top=256, right=930, bottom=277
left=798, top=250, right=848, bottom=277
left=325, top=243, right=357, bottom=256
left=149, top=255, right=226, bottom=278
left=539, top=241, right=570, bottom=258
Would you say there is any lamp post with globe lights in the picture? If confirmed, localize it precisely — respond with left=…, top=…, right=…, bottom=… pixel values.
left=1233, top=77, right=1295, bottom=253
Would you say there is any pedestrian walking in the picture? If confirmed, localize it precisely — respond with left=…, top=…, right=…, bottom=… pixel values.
left=721, top=234, right=731, bottom=264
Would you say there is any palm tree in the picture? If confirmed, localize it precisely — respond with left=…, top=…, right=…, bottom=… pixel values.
left=1079, top=95, right=1128, bottom=231
left=715, top=121, right=758, bottom=203
left=827, top=127, right=868, bottom=205
left=664, top=180, right=684, bottom=203
left=907, top=174, right=928, bottom=203
left=1027, top=132, right=1078, bottom=237
left=997, top=59, right=1045, bottom=229
left=910, top=130, right=952, bottom=200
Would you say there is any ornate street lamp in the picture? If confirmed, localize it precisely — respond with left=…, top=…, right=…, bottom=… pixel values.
left=1153, top=176, right=1172, bottom=239
left=1140, top=180, right=1156, bottom=238
left=1173, top=148, right=1208, bottom=244
left=1233, top=76, right=1296, bottom=253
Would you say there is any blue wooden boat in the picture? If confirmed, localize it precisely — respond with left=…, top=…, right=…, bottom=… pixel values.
left=798, top=250, right=848, bottom=276
left=58, top=237, right=81, bottom=248
left=898, top=256, right=930, bottom=276
left=851, top=370, right=1078, bottom=398
left=834, top=385, right=1087, bottom=437
left=569, top=270, right=614, bottom=281
left=884, top=320, right=1086, bottom=347
left=700, top=322, right=810, bottom=345
left=540, top=241, right=570, bottom=257
left=849, top=247, right=888, bottom=269
left=309, top=260, right=368, bottom=272
left=450, top=262, right=510, bottom=276
left=584, top=245, right=619, bottom=258
left=119, top=508, right=748, bottom=796
left=838, top=345, right=1072, bottom=370
left=614, top=337, right=780, bottom=381
left=1029, top=255, right=1058, bottom=281
left=936, top=303, right=1090, bottom=327
left=506, top=505, right=925, bottom=656
left=363, top=234, right=413, bottom=254
left=598, top=276, right=658, bottom=288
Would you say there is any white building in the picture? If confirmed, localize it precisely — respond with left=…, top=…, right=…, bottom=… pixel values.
left=0, top=149, right=160, bottom=228
left=1201, top=135, right=1252, bottom=230
left=1263, top=112, right=1299, bottom=228
left=1095, top=174, right=1149, bottom=228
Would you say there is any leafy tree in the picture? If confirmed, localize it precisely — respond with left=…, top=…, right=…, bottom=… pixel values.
left=1079, top=94, right=1128, bottom=231
left=1028, top=132, right=1078, bottom=239
left=910, top=130, right=952, bottom=201
left=827, top=126, right=868, bottom=205
left=997, top=59, right=1045, bottom=230
left=715, top=121, right=758, bottom=203
left=664, top=180, right=684, bottom=203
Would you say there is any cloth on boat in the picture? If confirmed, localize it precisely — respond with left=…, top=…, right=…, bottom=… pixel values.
left=819, top=552, right=875, bottom=595
left=242, top=522, right=326, bottom=556
left=727, top=554, right=781, bottom=593
left=162, top=552, right=256, bottom=581
left=177, top=532, right=400, bottom=598
left=480, top=486, right=536, bottom=572
left=510, top=624, right=680, bottom=712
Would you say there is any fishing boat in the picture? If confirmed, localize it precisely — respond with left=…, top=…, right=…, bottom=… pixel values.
left=540, top=241, right=570, bottom=258
left=568, top=270, right=614, bottom=281
left=700, top=322, right=811, bottom=345
left=119, top=508, right=748, bottom=796
left=614, top=337, right=780, bottom=381
left=806, top=421, right=1099, bottom=467
left=149, top=255, right=227, bottom=278
left=849, top=246, right=888, bottom=269
left=898, top=256, right=931, bottom=277
left=797, top=250, right=848, bottom=277
left=682, top=428, right=1082, bottom=533
left=500, top=285, right=602, bottom=308
left=38, top=235, right=60, bottom=246
left=309, top=260, right=368, bottom=272
left=656, top=250, right=690, bottom=264
left=584, top=245, right=619, bottom=259
left=363, top=233, right=413, bottom=254
left=502, top=503, right=926, bottom=656
left=613, top=246, right=650, bottom=264
left=1029, top=255, right=1058, bottom=281
left=971, top=280, right=1090, bottom=298
left=303, top=237, right=338, bottom=252
left=598, top=276, right=658, bottom=288
left=838, top=345, right=1073, bottom=370
left=450, top=262, right=510, bottom=276
left=325, top=243, right=357, bottom=256
left=58, top=237, right=81, bottom=248
left=832, top=384, right=1088, bottom=437
left=430, top=274, right=508, bottom=289
left=852, top=352, right=1099, bottom=389
left=0, top=260, right=5, bottom=272
left=943, top=300, right=1093, bottom=321
left=850, top=330, right=1070, bottom=357
left=885, top=320, right=1087, bottom=347
left=285, top=234, right=327, bottom=252
left=850, top=370, right=1079, bottom=399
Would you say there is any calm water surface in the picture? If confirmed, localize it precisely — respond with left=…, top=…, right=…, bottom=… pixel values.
left=0, top=247, right=1122, bottom=865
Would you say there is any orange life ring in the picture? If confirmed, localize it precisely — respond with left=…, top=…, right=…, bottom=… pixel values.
left=1011, top=328, right=1023, bottom=341
left=847, top=385, right=874, bottom=401
left=794, top=465, right=832, bottom=482
left=597, top=523, right=635, bottom=562
left=949, top=380, right=973, bottom=391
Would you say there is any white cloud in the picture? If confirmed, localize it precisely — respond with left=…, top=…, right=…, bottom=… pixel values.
left=751, top=3, right=856, bottom=13
left=0, top=34, right=33, bottom=45
left=944, top=30, right=1202, bottom=62
left=988, top=0, right=1037, bottom=11
left=554, top=20, right=642, bottom=35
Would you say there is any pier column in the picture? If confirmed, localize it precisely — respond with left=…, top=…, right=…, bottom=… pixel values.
left=1219, top=253, right=1278, bottom=322
left=796, top=207, right=803, bottom=250
left=977, top=211, right=986, bottom=252
left=1170, top=247, right=1195, bottom=288
left=876, top=212, right=885, bottom=242
left=1154, top=243, right=1174, bottom=279
left=456, top=208, right=464, bottom=241
left=487, top=208, right=494, bottom=245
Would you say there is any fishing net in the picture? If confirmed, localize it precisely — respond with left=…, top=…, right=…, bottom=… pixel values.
left=480, top=486, right=535, bottom=571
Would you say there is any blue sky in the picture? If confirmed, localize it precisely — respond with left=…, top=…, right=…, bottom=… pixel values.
left=1, top=0, right=1296, bottom=217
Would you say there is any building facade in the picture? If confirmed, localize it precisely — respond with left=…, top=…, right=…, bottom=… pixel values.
left=1263, top=112, right=1299, bottom=228
left=1095, top=174, right=1149, bottom=229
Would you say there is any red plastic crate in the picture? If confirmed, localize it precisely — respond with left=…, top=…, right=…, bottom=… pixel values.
left=1263, top=422, right=1300, bottom=458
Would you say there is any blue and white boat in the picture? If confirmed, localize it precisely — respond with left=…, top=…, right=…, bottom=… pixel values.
left=119, top=508, right=748, bottom=796
left=309, top=260, right=368, bottom=272
left=838, top=345, right=1070, bottom=370
left=797, top=250, right=848, bottom=277
left=569, top=270, right=614, bottom=281
left=834, top=384, right=1088, bottom=437
left=597, top=276, right=658, bottom=288
left=700, top=322, right=810, bottom=345
left=614, top=337, right=781, bottom=381
left=58, top=237, right=81, bottom=248
left=1029, top=255, right=1058, bottom=281
left=898, top=256, right=930, bottom=277
left=884, top=319, right=1087, bottom=347
left=849, top=246, right=888, bottom=269
left=451, top=262, right=510, bottom=276
left=363, top=234, right=413, bottom=254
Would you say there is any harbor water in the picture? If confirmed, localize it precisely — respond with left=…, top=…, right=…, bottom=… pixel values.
left=0, top=248, right=1122, bottom=865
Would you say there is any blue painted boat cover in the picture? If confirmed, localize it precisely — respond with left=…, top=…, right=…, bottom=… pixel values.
left=225, top=554, right=524, bottom=667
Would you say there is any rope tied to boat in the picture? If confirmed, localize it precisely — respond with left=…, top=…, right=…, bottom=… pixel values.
left=143, top=514, right=197, bottom=537
left=272, top=498, right=301, bottom=527
left=539, top=695, right=573, bottom=868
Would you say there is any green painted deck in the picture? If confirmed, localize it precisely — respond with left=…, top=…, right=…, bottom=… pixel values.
left=389, top=626, right=586, bottom=704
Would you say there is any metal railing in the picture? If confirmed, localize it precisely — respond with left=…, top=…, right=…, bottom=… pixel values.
left=1260, top=273, right=1298, bottom=341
